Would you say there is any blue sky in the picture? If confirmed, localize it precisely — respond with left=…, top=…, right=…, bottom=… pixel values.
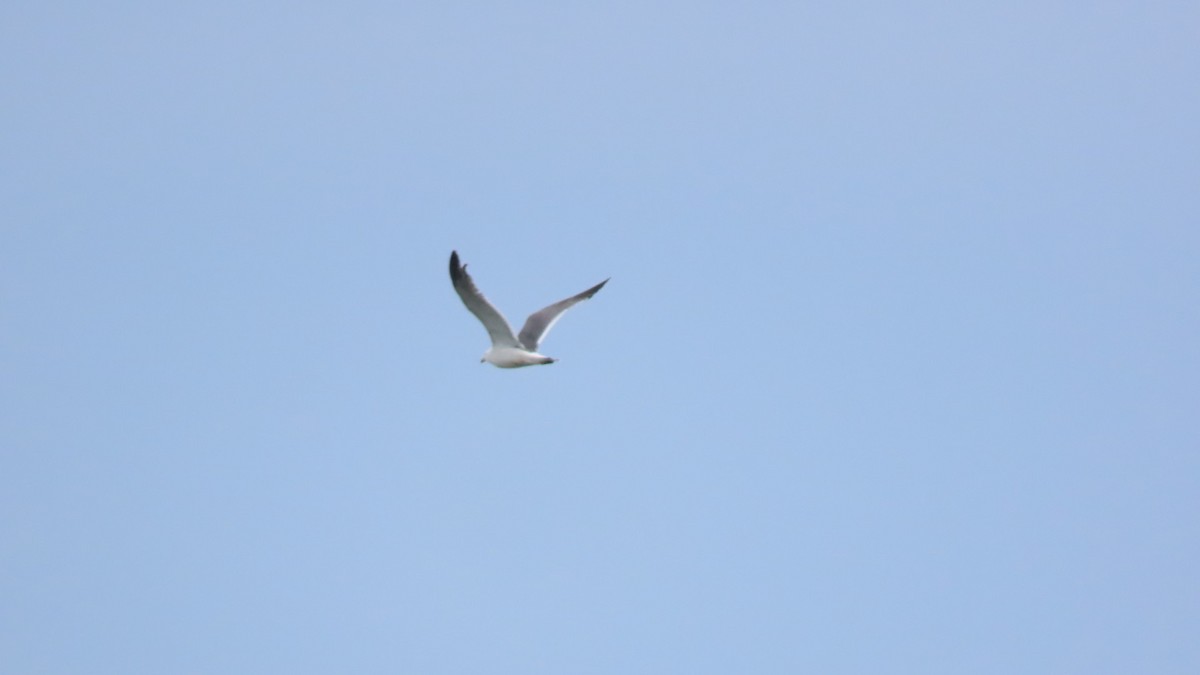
left=2, top=2, right=1197, bottom=673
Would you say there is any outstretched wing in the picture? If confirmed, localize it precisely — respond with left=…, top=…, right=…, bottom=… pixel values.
left=518, top=278, right=609, bottom=352
left=449, top=251, right=520, bottom=348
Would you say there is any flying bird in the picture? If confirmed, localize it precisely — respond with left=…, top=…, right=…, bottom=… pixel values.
left=449, top=250, right=609, bottom=368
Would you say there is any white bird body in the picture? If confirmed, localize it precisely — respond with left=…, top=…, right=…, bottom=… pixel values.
left=449, top=250, right=608, bottom=368
left=483, top=346, right=556, bottom=368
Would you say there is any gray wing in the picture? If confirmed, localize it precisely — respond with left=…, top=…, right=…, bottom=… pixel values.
left=449, top=251, right=520, bottom=348
left=518, top=278, right=609, bottom=352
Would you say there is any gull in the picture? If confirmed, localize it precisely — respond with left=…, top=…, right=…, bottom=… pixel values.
left=449, top=250, right=609, bottom=368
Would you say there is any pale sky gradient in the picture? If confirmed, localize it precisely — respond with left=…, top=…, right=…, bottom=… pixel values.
left=3, top=3, right=1198, bottom=673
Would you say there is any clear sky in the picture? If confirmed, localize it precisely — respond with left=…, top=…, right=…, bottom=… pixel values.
left=2, top=2, right=1197, bottom=673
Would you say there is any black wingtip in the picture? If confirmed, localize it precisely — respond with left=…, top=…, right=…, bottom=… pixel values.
left=585, top=277, right=610, bottom=298
left=449, top=250, right=463, bottom=282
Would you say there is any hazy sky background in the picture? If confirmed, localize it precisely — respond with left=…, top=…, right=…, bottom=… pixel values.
left=3, top=2, right=1198, bottom=673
